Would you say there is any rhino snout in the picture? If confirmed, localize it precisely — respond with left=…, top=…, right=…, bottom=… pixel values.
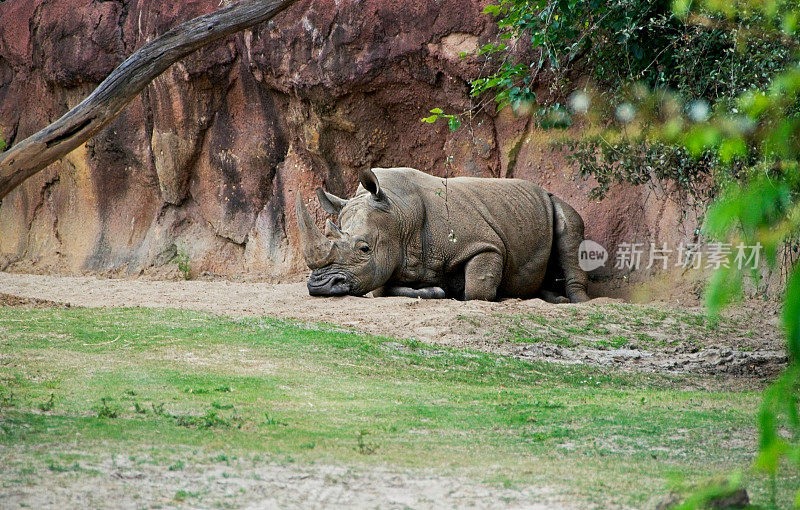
left=307, top=271, right=353, bottom=296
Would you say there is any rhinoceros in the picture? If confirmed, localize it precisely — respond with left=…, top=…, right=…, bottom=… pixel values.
left=295, top=167, right=589, bottom=302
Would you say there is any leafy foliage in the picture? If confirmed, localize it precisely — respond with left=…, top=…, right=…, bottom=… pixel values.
left=473, top=0, right=800, bottom=504
left=476, top=0, right=793, bottom=107
left=576, top=1, right=800, bottom=505
left=559, top=138, right=719, bottom=202
left=472, top=0, right=794, bottom=202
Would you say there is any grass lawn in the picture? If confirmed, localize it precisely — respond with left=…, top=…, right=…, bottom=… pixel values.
left=0, top=306, right=795, bottom=507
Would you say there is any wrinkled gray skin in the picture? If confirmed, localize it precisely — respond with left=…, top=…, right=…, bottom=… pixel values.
left=296, top=167, right=589, bottom=302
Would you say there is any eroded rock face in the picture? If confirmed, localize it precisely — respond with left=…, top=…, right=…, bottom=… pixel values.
left=0, top=0, right=701, bottom=283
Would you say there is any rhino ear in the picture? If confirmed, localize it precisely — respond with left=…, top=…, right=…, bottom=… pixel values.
left=359, top=168, right=382, bottom=199
left=316, top=188, right=348, bottom=215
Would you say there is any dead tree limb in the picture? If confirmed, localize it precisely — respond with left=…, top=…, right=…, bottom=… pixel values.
left=0, top=0, right=300, bottom=201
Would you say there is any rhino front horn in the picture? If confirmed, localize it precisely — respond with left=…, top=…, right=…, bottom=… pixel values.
left=295, top=194, right=336, bottom=269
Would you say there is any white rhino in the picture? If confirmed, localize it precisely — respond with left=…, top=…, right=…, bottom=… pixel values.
left=296, top=167, right=589, bottom=302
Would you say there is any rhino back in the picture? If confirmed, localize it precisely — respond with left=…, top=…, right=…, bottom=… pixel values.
left=373, top=168, right=554, bottom=296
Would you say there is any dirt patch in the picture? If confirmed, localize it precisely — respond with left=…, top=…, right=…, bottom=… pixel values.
left=516, top=343, right=785, bottom=378
left=0, top=453, right=570, bottom=509
left=0, top=272, right=785, bottom=379
left=446, top=299, right=786, bottom=378
left=0, top=292, right=70, bottom=309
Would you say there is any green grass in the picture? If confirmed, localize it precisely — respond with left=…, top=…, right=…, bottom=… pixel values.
left=495, top=302, right=762, bottom=351
left=0, top=307, right=795, bottom=506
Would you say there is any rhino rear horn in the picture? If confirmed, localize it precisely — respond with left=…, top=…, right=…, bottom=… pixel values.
left=359, top=168, right=382, bottom=198
left=316, top=188, right=348, bottom=215
left=324, top=219, right=343, bottom=238
left=295, top=194, right=336, bottom=269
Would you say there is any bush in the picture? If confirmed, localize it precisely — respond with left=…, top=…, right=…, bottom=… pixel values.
left=471, top=0, right=794, bottom=202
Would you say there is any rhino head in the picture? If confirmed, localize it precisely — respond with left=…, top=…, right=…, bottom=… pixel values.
left=296, top=168, right=403, bottom=296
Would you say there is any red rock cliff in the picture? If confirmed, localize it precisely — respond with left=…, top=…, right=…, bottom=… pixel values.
left=0, top=0, right=698, bottom=281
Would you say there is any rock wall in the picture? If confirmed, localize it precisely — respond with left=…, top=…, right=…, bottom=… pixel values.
left=0, top=0, right=701, bottom=286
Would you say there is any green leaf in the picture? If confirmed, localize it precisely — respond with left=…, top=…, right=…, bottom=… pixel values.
left=429, top=108, right=443, bottom=115
left=764, top=118, right=800, bottom=159
left=421, top=115, right=438, bottom=124
left=447, top=116, right=462, bottom=131
left=705, top=265, right=742, bottom=317
left=718, top=138, right=747, bottom=163
left=739, top=91, right=771, bottom=118
left=755, top=433, right=787, bottom=475
left=684, top=125, right=720, bottom=156
left=672, top=0, right=693, bottom=18
left=483, top=4, right=501, bottom=15
left=784, top=265, right=800, bottom=360
left=782, top=12, right=799, bottom=35
left=754, top=367, right=800, bottom=475
left=631, top=43, right=643, bottom=61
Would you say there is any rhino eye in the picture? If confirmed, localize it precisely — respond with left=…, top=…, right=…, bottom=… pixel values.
left=358, top=243, right=371, bottom=254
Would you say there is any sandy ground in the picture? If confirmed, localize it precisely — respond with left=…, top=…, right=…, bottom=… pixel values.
left=0, top=454, right=570, bottom=509
left=0, top=272, right=786, bottom=378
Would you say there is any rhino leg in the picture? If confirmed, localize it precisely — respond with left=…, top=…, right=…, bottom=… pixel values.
left=550, top=195, right=590, bottom=303
left=377, top=286, right=446, bottom=299
left=464, top=251, right=503, bottom=301
left=539, top=289, right=570, bottom=304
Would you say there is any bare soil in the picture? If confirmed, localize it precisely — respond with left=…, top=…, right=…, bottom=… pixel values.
left=0, top=453, right=568, bottom=509
left=0, top=272, right=786, bottom=379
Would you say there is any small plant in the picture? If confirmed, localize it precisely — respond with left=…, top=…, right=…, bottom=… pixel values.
left=133, top=401, right=147, bottom=414
left=0, top=389, right=16, bottom=408
left=94, top=397, right=120, bottom=418
left=151, top=402, right=166, bottom=416
left=264, top=413, right=288, bottom=426
left=456, top=314, right=481, bottom=327
left=168, top=460, right=185, bottom=471
left=421, top=108, right=461, bottom=131
left=47, top=460, right=81, bottom=473
left=593, top=336, right=629, bottom=350
left=175, top=409, right=226, bottom=428
left=18, top=465, right=36, bottom=476
left=172, top=248, right=193, bottom=280
left=355, top=429, right=379, bottom=455
left=175, top=408, right=240, bottom=429
left=0, top=137, right=6, bottom=152
left=38, top=393, right=55, bottom=412
left=173, top=490, right=188, bottom=502
left=211, top=453, right=235, bottom=464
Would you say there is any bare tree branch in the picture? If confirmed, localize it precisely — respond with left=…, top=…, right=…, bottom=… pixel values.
left=0, top=0, right=300, bottom=200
